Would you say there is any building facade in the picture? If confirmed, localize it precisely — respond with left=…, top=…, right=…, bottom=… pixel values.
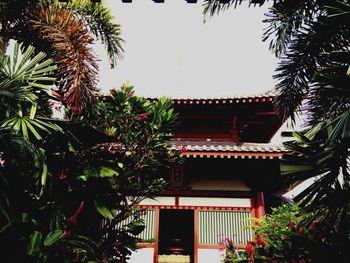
left=128, top=92, right=286, bottom=263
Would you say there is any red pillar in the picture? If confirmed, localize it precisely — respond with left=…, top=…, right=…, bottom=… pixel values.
left=255, top=192, right=265, bottom=218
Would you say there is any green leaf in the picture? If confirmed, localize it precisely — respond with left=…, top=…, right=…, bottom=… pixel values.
left=95, top=202, right=119, bottom=220
left=23, top=119, right=42, bottom=140
left=117, top=162, right=124, bottom=168
left=29, top=104, right=37, bottom=120
left=100, top=166, right=117, bottom=178
left=125, top=151, right=132, bottom=156
left=28, top=82, right=51, bottom=89
left=281, top=164, right=314, bottom=175
left=39, top=163, right=48, bottom=196
left=279, top=229, right=300, bottom=237
left=27, top=231, right=42, bottom=256
left=44, top=229, right=64, bottom=246
left=21, top=119, right=29, bottom=139
left=128, top=222, right=145, bottom=236
left=77, top=175, right=87, bottom=181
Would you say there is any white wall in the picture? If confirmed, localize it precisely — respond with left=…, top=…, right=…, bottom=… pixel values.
left=138, top=196, right=176, bottom=206
left=178, top=197, right=251, bottom=207
left=198, top=249, right=223, bottom=263
left=129, top=248, right=154, bottom=263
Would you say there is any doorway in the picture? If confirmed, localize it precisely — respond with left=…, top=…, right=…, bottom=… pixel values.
left=158, top=209, right=194, bottom=262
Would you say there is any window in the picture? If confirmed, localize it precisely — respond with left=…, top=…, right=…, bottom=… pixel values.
left=198, top=210, right=253, bottom=244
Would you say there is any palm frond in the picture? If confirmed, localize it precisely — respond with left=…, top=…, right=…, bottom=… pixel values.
left=58, top=0, right=124, bottom=68
left=0, top=42, right=57, bottom=114
left=281, top=113, right=350, bottom=229
left=262, top=0, right=322, bottom=57
left=203, top=0, right=241, bottom=21
left=274, top=18, right=349, bottom=123
left=203, top=0, right=267, bottom=21
left=24, top=6, right=99, bottom=113
left=305, top=50, right=350, bottom=125
left=1, top=104, right=62, bottom=141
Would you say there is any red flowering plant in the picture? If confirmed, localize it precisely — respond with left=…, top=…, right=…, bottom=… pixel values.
left=220, top=205, right=314, bottom=262
left=220, top=235, right=269, bottom=263
left=219, top=235, right=242, bottom=262
left=242, top=204, right=346, bottom=263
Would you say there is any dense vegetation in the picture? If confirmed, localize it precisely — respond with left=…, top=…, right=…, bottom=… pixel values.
left=0, top=1, right=182, bottom=262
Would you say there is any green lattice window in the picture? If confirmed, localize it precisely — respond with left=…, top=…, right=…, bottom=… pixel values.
left=198, top=210, right=253, bottom=245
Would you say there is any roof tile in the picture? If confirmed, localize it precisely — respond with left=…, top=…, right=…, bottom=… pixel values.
left=168, top=140, right=287, bottom=153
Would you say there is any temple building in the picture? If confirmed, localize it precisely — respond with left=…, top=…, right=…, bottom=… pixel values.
left=128, top=91, right=287, bottom=263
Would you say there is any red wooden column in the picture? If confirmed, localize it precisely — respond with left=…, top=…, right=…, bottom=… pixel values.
left=254, top=192, right=265, bottom=218
left=153, top=208, right=160, bottom=263
left=194, top=209, right=199, bottom=263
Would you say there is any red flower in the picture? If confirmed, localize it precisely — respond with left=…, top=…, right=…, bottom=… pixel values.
left=245, top=241, right=256, bottom=259
left=298, top=227, right=304, bottom=235
left=138, top=113, right=149, bottom=121
left=299, top=259, right=306, bottom=263
left=256, top=236, right=267, bottom=246
left=289, top=220, right=295, bottom=230
left=68, top=201, right=84, bottom=226
left=127, top=91, right=134, bottom=97
left=254, top=220, right=262, bottom=226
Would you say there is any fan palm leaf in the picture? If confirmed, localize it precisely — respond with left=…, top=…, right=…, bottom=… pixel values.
left=1, top=104, right=62, bottom=141
left=0, top=42, right=57, bottom=115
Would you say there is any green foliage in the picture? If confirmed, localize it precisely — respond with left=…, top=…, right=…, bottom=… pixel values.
left=223, top=205, right=350, bottom=262
left=27, top=231, right=43, bottom=256
left=0, top=42, right=56, bottom=117
left=69, top=83, right=181, bottom=261
left=203, top=0, right=266, bottom=22
left=44, top=229, right=64, bottom=246
left=0, top=67, right=180, bottom=262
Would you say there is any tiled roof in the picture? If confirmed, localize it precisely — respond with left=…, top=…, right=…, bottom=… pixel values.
left=168, top=140, right=287, bottom=159
left=148, top=90, right=277, bottom=105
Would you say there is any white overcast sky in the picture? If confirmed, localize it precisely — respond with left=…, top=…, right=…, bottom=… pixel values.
left=96, top=0, right=278, bottom=98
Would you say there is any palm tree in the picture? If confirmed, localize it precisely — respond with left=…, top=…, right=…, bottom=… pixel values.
left=0, top=0, right=124, bottom=113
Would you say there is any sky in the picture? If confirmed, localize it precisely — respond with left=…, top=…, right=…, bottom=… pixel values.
left=96, top=0, right=278, bottom=98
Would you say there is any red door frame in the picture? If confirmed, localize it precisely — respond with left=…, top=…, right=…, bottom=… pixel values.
left=136, top=193, right=264, bottom=263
